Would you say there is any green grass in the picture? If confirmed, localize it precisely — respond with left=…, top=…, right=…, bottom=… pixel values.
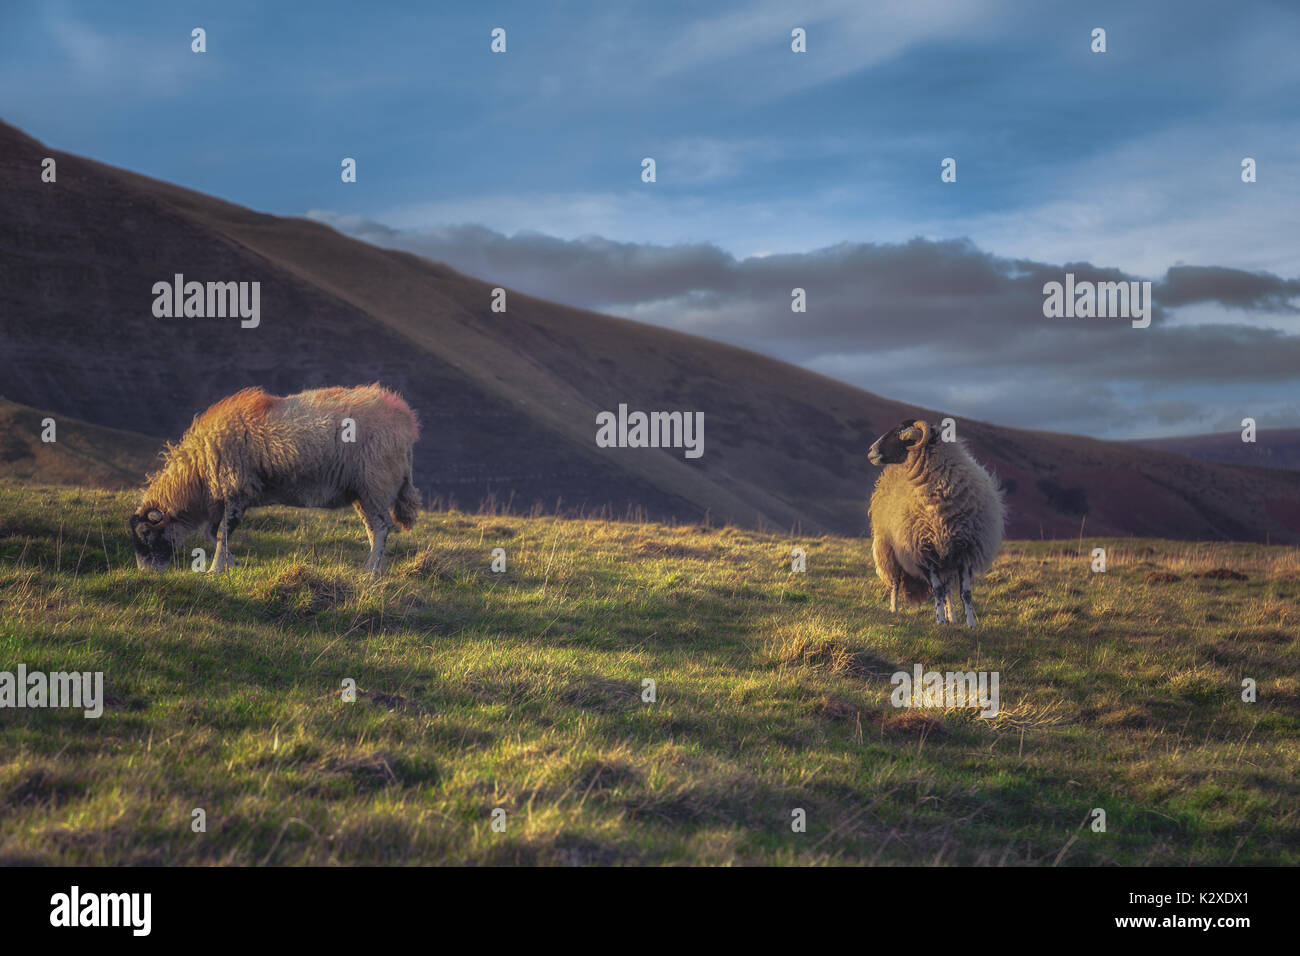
left=1, top=480, right=1297, bottom=865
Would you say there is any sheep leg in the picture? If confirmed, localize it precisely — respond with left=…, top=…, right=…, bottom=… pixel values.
left=927, top=571, right=950, bottom=624
left=209, top=497, right=246, bottom=573
left=353, top=500, right=375, bottom=553
left=872, top=535, right=902, bottom=613
left=205, top=521, right=240, bottom=568
left=355, top=499, right=391, bottom=575
left=960, top=566, right=976, bottom=627
left=945, top=575, right=960, bottom=623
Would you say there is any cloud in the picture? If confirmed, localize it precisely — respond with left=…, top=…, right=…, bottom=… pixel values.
left=308, top=212, right=1300, bottom=437
left=43, top=12, right=196, bottom=95
left=1158, top=266, right=1300, bottom=312
left=654, top=0, right=1010, bottom=99
left=654, top=136, right=783, bottom=185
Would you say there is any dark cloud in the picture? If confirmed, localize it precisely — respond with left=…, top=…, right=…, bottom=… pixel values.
left=1156, top=266, right=1300, bottom=311
left=313, top=214, right=1300, bottom=437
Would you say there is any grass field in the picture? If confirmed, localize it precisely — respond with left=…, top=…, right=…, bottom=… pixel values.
left=1, top=480, right=1297, bottom=865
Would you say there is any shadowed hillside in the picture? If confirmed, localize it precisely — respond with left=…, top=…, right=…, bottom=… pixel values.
left=1133, top=429, right=1300, bottom=472
left=2, top=118, right=1298, bottom=542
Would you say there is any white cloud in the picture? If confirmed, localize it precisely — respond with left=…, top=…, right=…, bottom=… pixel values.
left=918, top=121, right=1300, bottom=278
left=655, top=0, right=1010, bottom=100
left=42, top=11, right=198, bottom=95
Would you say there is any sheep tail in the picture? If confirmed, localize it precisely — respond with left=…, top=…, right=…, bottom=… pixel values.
left=392, top=451, right=421, bottom=531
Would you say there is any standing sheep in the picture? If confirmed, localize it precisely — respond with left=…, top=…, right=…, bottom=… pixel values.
left=129, top=384, right=420, bottom=575
left=867, top=419, right=1004, bottom=626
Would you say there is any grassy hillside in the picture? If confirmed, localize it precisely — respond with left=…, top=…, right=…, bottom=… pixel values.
left=1, top=480, right=1297, bottom=865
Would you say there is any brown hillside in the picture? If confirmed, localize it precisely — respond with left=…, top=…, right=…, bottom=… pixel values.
left=1, top=118, right=1297, bottom=542
left=0, top=398, right=159, bottom=489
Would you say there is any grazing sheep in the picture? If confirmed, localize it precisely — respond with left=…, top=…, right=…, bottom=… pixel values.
left=867, top=419, right=1004, bottom=626
left=130, top=384, right=420, bottom=575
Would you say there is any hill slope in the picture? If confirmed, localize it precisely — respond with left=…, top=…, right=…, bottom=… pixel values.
left=2, top=119, right=1298, bottom=542
left=1132, top=429, right=1300, bottom=472
left=0, top=398, right=159, bottom=489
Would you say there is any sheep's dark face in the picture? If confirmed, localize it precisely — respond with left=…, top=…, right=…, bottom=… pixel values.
left=868, top=419, right=932, bottom=465
left=129, top=507, right=177, bottom=571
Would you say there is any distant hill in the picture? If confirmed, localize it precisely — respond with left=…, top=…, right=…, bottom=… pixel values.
left=1132, top=430, right=1300, bottom=472
left=2, top=117, right=1298, bottom=542
left=0, top=398, right=158, bottom=490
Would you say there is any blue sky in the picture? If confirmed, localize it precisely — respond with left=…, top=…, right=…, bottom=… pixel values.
left=2, top=0, right=1298, bottom=437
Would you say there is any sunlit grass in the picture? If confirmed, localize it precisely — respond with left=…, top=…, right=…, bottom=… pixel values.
left=0, top=480, right=1296, bottom=865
